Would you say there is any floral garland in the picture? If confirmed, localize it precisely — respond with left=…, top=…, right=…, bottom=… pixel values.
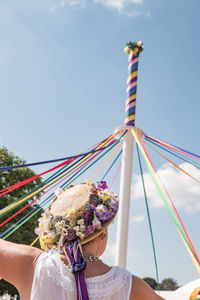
left=124, top=41, right=143, bottom=56
left=35, top=181, right=119, bottom=251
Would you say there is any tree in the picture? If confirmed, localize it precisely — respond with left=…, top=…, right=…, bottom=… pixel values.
left=160, top=278, right=179, bottom=291
left=143, top=277, right=157, bottom=290
left=0, top=147, right=43, bottom=296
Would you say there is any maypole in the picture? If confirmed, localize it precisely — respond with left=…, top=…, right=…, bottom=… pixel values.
left=115, top=41, right=143, bottom=267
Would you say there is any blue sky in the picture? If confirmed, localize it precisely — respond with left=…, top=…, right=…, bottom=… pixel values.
left=0, top=0, right=200, bottom=286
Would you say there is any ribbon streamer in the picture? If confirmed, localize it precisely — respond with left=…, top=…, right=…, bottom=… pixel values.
left=132, top=129, right=200, bottom=270
left=136, top=144, right=160, bottom=289
left=146, top=142, right=200, bottom=184
left=1, top=133, right=125, bottom=237
left=0, top=134, right=114, bottom=172
left=145, top=135, right=200, bottom=162
left=0, top=134, right=119, bottom=217
left=137, top=130, right=200, bottom=265
left=145, top=138, right=200, bottom=170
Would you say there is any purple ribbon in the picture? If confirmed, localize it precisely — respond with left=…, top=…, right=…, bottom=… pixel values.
left=65, top=240, right=89, bottom=300
left=74, top=271, right=89, bottom=300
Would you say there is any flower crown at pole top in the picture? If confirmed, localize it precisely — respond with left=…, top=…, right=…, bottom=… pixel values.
left=124, top=41, right=144, bottom=56
left=35, top=181, right=119, bottom=251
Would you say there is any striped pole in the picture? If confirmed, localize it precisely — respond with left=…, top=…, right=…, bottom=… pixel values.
left=124, top=41, right=143, bottom=127
left=115, top=42, right=143, bottom=267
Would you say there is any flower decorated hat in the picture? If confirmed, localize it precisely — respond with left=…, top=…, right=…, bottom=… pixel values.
left=35, top=180, right=119, bottom=251
left=35, top=181, right=119, bottom=300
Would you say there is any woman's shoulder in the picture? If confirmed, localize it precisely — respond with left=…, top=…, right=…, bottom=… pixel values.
left=130, top=275, right=165, bottom=300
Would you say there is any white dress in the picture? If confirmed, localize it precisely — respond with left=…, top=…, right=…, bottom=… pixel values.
left=31, top=252, right=132, bottom=300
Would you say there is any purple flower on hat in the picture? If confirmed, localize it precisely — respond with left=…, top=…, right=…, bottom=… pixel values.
left=95, top=204, right=115, bottom=224
left=84, top=224, right=95, bottom=237
left=89, top=203, right=96, bottom=211
left=63, top=228, right=77, bottom=242
left=97, top=181, right=108, bottom=191
left=83, top=209, right=94, bottom=226
left=89, top=194, right=101, bottom=206
left=108, top=197, right=119, bottom=213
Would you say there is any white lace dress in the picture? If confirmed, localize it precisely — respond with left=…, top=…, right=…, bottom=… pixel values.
left=31, top=252, right=132, bottom=300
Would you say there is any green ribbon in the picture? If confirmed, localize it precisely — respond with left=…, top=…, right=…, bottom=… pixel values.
left=133, top=129, right=199, bottom=266
left=136, top=144, right=160, bottom=290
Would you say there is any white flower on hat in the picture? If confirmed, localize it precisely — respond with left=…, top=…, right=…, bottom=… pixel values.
left=54, top=188, right=63, bottom=196
left=96, top=204, right=104, bottom=213
left=47, top=231, right=56, bottom=239
left=80, top=224, right=86, bottom=231
left=76, top=232, right=85, bottom=240
left=74, top=226, right=80, bottom=232
left=44, top=208, right=51, bottom=218
left=35, top=227, right=43, bottom=236
left=55, top=220, right=65, bottom=234
left=92, top=214, right=101, bottom=230
left=39, top=219, right=49, bottom=231
left=77, top=219, right=84, bottom=226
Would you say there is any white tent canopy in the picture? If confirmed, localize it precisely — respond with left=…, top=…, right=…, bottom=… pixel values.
left=156, top=279, right=200, bottom=300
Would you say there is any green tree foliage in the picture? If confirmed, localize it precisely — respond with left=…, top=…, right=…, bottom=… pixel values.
left=0, top=147, right=43, bottom=296
left=143, top=277, right=157, bottom=290
left=143, top=277, right=179, bottom=291
left=160, top=278, right=179, bottom=291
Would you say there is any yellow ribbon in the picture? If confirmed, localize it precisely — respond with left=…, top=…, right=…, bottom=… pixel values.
left=30, top=236, right=40, bottom=247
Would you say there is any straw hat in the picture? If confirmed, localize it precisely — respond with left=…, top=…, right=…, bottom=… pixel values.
left=35, top=181, right=119, bottom=251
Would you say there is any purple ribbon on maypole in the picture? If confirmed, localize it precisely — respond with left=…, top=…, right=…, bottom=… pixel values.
left=124, top=41, right=143, bottom=127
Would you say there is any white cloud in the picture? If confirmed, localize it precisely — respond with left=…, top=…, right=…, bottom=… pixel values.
left=95, top=0, right=143, bottom=10
left=94, top=0, right=144, bottom=16
left=53, top=0, right=148, bottom=17
left=60, top=0, right=86, bottom=8
left=131, top=214, right=145, bottom=223
left=132, top=162, right=200, bottom=213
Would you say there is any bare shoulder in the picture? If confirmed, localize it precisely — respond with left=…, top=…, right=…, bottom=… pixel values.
left=130, top=275, right=165, bottom=300
left=0, top=239, right=43, bottom=289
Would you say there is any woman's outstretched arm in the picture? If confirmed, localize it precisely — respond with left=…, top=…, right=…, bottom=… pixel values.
left=0, top=239, right=43, bottom=290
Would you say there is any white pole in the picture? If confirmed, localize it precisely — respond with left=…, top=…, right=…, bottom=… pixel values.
left=115, top=127, right=142, bottom=267
left=115, top=126, right=134, bottom=267
left=115, top=41, right=143, bottom=267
